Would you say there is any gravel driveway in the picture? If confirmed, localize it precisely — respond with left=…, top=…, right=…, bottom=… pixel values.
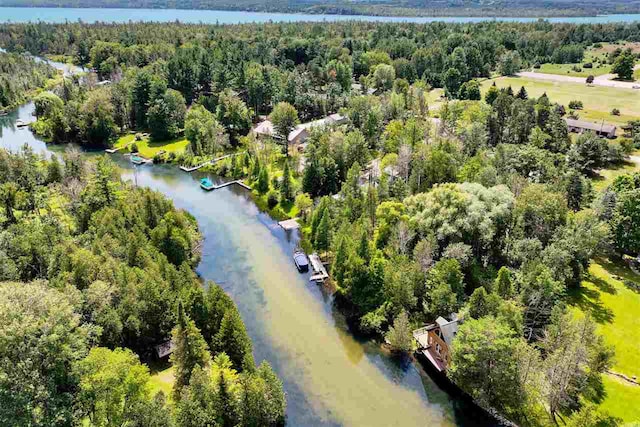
left=518, top=64, right=640, bottom=89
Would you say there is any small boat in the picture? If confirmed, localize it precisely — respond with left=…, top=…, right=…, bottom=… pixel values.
left=200, top=177, right=215, bottom=191
left=16, top=119, right=28, bottom=128
left=0, top=111, right=8, bottom=117
left=130, top=155, right=146, bottom=165
left=293, top=250, right=309, bottom=273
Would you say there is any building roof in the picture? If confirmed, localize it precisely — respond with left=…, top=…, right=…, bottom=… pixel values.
left=435, top=316, right=459, bottom=346
left=565, top=118, right=616, bottom=134
left=154, top=340, right=175, bottom=359
left=253, top=113, right=346, bottom=142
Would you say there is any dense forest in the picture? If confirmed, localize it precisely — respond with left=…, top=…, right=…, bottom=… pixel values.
left=1, top=19, right=640, bottom=426
left=1, top=0, right=640, bottom=17
left=0, top=51, right=55, bottom=110
left=0, top=147, right=286, bottom=426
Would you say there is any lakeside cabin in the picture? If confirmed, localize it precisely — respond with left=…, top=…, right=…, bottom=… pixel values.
left=413, top=314, right=460, bottom=372
left=253, top=113, right=347, bottom=151
left=565, top=118, right=617, bottom=139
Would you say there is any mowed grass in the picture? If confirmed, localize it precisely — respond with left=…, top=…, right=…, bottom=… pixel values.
left=568, top=259, right=640, bottom=422
left=535, top=63, right=611, bottom=78
left=481, top=77, right=640, bottom=126
left=114, top=134, right=189, bottom=158
left=149, top=365, right=174, bottom=399
left=592, top=155, right=640, bottom=191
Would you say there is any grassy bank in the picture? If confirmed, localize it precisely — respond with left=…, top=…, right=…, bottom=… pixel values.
left=535, top=63, right=611, bottom=78
left=114, top=133, right=189, bottom=158
left=568, top=259, right=640, bottom=422
left=481, top=77, right=640, bottom=126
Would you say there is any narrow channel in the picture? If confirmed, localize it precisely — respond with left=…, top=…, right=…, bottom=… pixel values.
left=0, top=61, right=495, bottom=427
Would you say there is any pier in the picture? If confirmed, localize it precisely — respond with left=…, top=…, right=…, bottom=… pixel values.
left=202, top=179, right=252, bottom=191
left=180, top=153, right=244, bottom=172
left=308, top=253, right=329, bottom=283
left=277, top=218, right=300, bottom=230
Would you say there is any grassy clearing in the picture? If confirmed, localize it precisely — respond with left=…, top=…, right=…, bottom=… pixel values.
left=481, top=77, right=640, bottom=126
left=568, top=258, right=640, bottom=422
left=535, top=63, right=611, bottom=78
left=149, top=365, right=174, bottom=399
left=592, top=156, right=640, bottom=191
left=114, top=133, right=189, bottom=158
left=598, top=375, right=640, bottom=423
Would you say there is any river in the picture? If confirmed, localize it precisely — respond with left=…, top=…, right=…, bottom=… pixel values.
left=0, top=60, right=498, bottom=427
left=0, top=6, right=640, bottom=24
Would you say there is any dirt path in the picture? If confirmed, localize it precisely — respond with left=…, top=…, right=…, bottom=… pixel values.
left=518, top=64, right=640, bottom=89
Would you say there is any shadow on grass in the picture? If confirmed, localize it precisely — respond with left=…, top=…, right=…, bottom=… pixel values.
left=583, top=373, right=608, bottom=405
left=567, top=285, right=615, bottom=324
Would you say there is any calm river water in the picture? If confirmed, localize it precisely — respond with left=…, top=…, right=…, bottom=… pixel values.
left=0, top=6, right=639, bottom=24
left=0, top=61, right=499, bottom=427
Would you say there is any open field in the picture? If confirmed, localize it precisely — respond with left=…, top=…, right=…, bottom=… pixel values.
left=568, top=259, right=640, bottom=423
left=593, top=154, right=640, bottom=191
left=114, top=133, right=189, bottom=158
left=535, top=63, right=611, bottom=78
left=481, top=77, right=640, bottom=126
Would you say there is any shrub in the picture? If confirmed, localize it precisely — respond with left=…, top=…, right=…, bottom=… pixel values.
left=130, top=142, right=139, bottom=153
left=583, top=62, right=593, bottom=69
left=533, top=62, right=541, bottom=69
left=624, top=279, right=640, bottom=292
left=267, top=190, right=279, bottom=209
left=586, top=75, right=595, bottom=84
left=611, top=108, right=621, bottom=116
left=135, top=133, right=143, bottom=141
left=568, top=100, right=584, bottom=110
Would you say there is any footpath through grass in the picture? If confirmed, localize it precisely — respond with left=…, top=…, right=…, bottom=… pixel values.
left=481, top=77, right=640, bottom=126
left=568, top=259, right=640, bottom=422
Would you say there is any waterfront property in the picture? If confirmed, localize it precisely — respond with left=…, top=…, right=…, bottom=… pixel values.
left=253, top=113, right=347, bottom=151
left=413, top=315, right=460, bottom=372
left=565, top=118, right=617, bottom=138
left=308, top=252, right=329, bottom=283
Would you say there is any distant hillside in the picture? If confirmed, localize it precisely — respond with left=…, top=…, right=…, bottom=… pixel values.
left=1, top=0, right=640, bottom=16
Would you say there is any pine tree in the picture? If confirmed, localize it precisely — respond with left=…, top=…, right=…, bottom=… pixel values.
left=495, top=266, right=514, bottom=299
left=332, top=236, right=349, bottom=286
left=257, top=166, right=269, bottom=194
left=385, top=310, right=413, bottom=352
left=171, top=302, right=212, bottom=401
left=567, top=172, right=584, bottom=211
left=468, top=287, right=499, bottom=319
left=315, top=209, right=330, bottom=252
left=214, top=306, right=255, bottom=372
left=516, top=86, right=528, bottom=100
left=357, top=229, right=371, bottom=264
left=217, top=371, right=239, bottom=427
left=280, top=160, right=293, bottom=202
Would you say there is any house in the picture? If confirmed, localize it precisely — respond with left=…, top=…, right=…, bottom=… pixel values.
left=565, top=118, right=617, bottom=139
left=253, top=113, right=347, bottom=150
left=412, top=315, right=460, bottom=372
left=154, top=340, right=175, bottom=360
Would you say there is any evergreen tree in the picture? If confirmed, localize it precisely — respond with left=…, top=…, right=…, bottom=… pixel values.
left=171, top=302, right=212, bottom=401
left=217, top=371, right=240, bottom=427
left=315, top=209, right=331, bottom=252
left=257, top=166, right=269, bottom=194
left=516, top=86, right=528, bottom=100
left=214, top=306, right=255, bottom=372
left=357, top=229, right=371, bottom=264
left=485, top=82, right=499, bottom=105
left=567, top=172, right=584, bottom=211
left=332, top=236, right=349, bottom=286
left=495, top=267, right=514, bottom=299
left=280, top=160, right=293, bottom=202
left=385, top=310, right=413, bottom=352
left=468, top=287, right=500, bottom=319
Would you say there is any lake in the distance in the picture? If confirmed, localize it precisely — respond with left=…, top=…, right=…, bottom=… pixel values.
left=0, top=6, right=639, bottom=24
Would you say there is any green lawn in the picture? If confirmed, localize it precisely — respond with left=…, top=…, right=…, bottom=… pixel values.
left=593, top=156, right=640, bottom=191
left=481, top=77, right=640, bottom=126
left=535, top=63, right=611, bottom=78
left=114, top=134, right=189, bottom=158
left=149, top=365, right=174, bottom=399
left=568, top=259, right=640, bottom=422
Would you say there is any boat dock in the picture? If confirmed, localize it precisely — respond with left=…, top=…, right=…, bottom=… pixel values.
left=105, top=147, right=123, bottom=154
left=180, top=152, right=244, bottom=172
left=201, top=179, right=251, bottom=191
left=308, top=253, right=329, bottom=283
left=278, top=218, right=300, bottom=230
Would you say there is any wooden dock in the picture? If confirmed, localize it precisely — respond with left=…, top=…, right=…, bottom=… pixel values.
left=277, top=218, right=300, bottom=230
left=105, top=147, right=123, bottom=154
left=202, top=180, right=251, bottom=191
left=180, top=153, right=244, bottom=172
left=308, top=253, right=329, bottom=283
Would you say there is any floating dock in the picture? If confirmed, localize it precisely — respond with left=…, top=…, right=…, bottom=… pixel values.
left=278, top=218, right=300, bottom=230
left=199, top=179, right=251, bottom=191
left=180, top=153, right=244, bottom=172
left=105, top=147, right=123, bottom=154
left=308, top=253, right=329, bottom=283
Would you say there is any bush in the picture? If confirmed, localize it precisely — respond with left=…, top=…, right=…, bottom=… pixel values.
left=571, top=65, right=582, bottom=72
left=267, top=190, right=279, bottom=209
left=611, top=108, right=621, bottom=116
left=135, top=133, right=143, bottom=141
left=130, top=142, right=139, bottom=153
left=569, top=100, right=584, bottom=110
left=583, top=62, right=593, bottom=69
left=624, top=279, right=640, bottom=292
left=533, top=62, right=541, bottom=69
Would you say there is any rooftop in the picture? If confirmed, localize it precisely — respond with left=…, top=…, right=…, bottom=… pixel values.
left=565, top=118, right=616, bottom=134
